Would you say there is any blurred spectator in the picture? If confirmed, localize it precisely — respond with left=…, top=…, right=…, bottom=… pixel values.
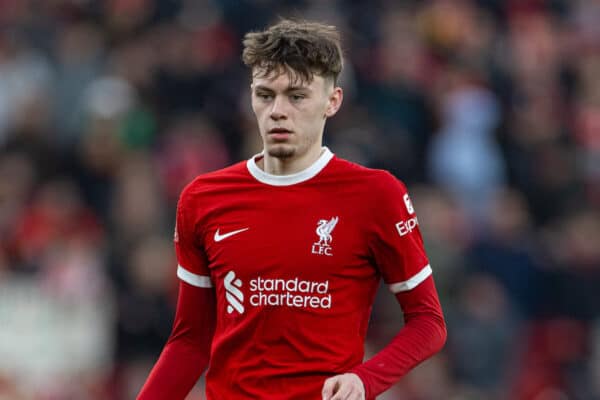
left=572, top=53, right=600, bottom=204
left=0, top=153, right=35, bottom=245
left=53, top=21, right=106, bottom=144
left=0, top=31, right=53, bottom=144
left=9, top=179, right=103, bottom=272
left=542, top=209, right=600, bottom=321
left=0, top=178, right=111, bottom=400
left=156, top=114, right=230, bottom=202
left=428, top=63, right=505, bottom=223
left=446, top=272, right=518, bottom=398
left=360, top=6, right=437, bottom=182
left=115, top=235, right=175, bottom=366
left=466, top=188, right=543, bottom=318
left=110, top=153, right=167, bottom=247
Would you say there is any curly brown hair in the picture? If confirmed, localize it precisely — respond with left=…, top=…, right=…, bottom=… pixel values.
left=242, top=19, right=343, bottom=85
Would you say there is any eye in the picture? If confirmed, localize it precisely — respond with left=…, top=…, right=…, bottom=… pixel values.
left=290, top=94, right=305, bottom=101
left=256, top=93, right=273, bottom=100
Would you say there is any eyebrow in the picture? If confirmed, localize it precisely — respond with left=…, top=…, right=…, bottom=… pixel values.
left=253, top=85, right=311, bottom=93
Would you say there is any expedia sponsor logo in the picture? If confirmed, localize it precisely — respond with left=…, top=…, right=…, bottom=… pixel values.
left=395, top=217, right=419, bottom=237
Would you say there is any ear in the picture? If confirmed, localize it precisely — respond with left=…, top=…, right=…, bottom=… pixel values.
left=325, top=87, right=343, bottom=118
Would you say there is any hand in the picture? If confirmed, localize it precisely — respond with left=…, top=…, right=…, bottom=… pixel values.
left=322, top=373, right=365, bottom=400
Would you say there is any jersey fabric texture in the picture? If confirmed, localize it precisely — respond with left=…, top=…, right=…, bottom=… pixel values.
left=138, top=148, right=446, bottom=400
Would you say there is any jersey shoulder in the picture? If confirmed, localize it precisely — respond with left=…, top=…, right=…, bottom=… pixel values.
left=179, top=161, right=249, bottom=205
left=329, top=156, right=408, bottom=195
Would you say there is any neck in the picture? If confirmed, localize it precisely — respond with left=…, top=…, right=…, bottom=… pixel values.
left=259, top=146, right=325, bottom=175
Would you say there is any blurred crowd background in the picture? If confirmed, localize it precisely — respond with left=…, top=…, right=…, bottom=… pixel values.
left=0, top=0, right=599, bottom=399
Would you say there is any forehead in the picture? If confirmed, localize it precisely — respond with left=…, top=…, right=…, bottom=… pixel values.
left=252, top=68, right=326, bottom=91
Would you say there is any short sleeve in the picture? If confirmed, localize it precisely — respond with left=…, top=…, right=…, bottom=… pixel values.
left=174, top=190, right=213, bottom=288
left=369, top=173, right=431, bottom=294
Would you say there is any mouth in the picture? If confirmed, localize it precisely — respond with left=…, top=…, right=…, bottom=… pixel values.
left=268, top=128, right=293, bottom=141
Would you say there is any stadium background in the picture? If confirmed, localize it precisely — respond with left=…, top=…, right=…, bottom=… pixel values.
left=0, top=0, right=599, bottom=399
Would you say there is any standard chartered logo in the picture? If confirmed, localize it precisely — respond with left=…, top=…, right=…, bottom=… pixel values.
left=224, top=271, right=331, bottom=315
left=224, top=271, right=244, bottom=314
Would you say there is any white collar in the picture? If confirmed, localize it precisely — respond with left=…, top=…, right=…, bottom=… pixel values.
left=246, top=147, right=334, bottom=186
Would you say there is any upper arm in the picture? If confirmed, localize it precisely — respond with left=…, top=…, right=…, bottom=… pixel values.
left=174, top=190, right=213, bottom=289
left=368, top=174, right=432, bottom=295
left=170, top=188, right=216, bottom=344
left=168, top=281, right=216, bottom=346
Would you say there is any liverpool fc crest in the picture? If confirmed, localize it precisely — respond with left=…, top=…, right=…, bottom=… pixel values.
left=312, top=216, right=339, bottom=256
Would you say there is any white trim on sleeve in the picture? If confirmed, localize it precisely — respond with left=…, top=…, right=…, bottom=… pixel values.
left=177, top=265, right=213, bottom=288
left=388, top=264, right=432, bottom=293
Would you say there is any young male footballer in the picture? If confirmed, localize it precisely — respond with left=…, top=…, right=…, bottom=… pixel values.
left=138, top=19, right=446, bottom=400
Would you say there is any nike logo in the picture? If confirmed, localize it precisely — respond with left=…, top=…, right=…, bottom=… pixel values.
left=214, top=227, right=249, bottom=242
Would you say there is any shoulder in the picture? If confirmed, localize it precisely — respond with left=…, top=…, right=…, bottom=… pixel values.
left=332, top=158, right=418, bottom=225
left=179, top=161, right=248, bottom=205
left=329, top=156, right=408, bottom=194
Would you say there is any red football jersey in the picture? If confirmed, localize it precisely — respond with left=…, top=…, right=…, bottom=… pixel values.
left=175, top=148, right=432, bottom=399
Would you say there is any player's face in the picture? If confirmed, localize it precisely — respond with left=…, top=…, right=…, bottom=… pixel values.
left=251, top=68, right=342, bottom=161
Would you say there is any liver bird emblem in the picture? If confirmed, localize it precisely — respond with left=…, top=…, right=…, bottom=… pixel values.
left=316, top=217, right=339, bottom=246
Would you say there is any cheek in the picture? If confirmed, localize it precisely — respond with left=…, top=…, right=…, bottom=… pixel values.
left=305, top=101, right=325, bottom=117
left=251, top=100, right=260, bottom=116
left=251, top=103, right=266, bottom=122
left=318, top=99, right=330, bottom=117
left=313, top=102, right=329, bottom=120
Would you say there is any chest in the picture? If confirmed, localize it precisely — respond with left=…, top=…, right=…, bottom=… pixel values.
left=200, top=188, right=374, bottom=284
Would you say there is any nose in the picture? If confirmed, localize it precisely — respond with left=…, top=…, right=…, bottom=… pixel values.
left=269, top=96, right=288, bottom=120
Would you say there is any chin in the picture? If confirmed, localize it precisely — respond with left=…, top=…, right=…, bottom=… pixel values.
left=266, top=144, right=296, bottom=159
